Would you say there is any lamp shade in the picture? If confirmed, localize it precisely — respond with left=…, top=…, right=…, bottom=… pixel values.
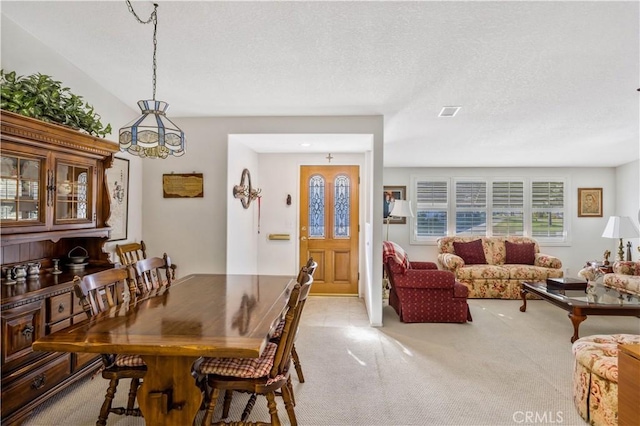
left=601, top=216, right=640, bottom=238
left=119, top=100, right=186, bottom=159
left=389, top=200, right=414, bottom=218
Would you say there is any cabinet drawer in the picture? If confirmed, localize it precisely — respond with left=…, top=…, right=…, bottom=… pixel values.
left=72, top=312, right=88, bottom=324
left=1, top=353, right=71, bottom=417
left=1, top=300, right=44, bottom=367
left=48, top=293, right=72, bottom=323
left=73, top=352, right=100, bottom=372
left=49, top=318, right=71, bottom=334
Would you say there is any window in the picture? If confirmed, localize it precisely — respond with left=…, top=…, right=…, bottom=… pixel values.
left=454, top=180, right=487, bottom=235
left=531, top=180, right=565, bottom=240
left=411, top=176, right=567, bottom=244
left=491, top=181, right=524, bottom=236
left=415, top=180, right=448, bottom=237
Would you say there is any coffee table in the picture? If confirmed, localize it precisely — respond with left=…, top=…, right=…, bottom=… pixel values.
left=520, top=281, right=640, bottom=343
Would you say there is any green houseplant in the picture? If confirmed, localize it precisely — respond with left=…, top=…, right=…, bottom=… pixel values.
left=0, top=69, right=112, bottom=137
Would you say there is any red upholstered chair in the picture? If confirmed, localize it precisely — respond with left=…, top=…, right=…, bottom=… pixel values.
left=383, top=241, right=472, bottom=323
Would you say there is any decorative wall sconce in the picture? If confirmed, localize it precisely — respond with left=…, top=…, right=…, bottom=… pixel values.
left=233, top=168, right=261, bottom=209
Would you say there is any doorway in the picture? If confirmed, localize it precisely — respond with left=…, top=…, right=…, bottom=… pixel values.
left=299, top=165, right=359, bottom=295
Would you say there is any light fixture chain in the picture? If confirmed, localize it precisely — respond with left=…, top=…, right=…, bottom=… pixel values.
left=125, top=1, right=159, bottom=100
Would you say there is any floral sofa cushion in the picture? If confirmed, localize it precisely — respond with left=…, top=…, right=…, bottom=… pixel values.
left=602, top=261, right=640, bottom=296
left=572, top=334, right=640, bottom=426
left=437, top=236, right=563, bottom=299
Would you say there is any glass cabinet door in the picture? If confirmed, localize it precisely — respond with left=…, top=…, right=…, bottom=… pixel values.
left=0, top=154, right=43, bottom=224
left=55, top=161, right=93, bottom=223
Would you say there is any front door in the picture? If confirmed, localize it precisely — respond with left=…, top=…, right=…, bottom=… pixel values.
left=299, top=165, right=359, bottom=295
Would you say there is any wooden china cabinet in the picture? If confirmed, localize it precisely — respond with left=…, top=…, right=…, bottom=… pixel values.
left=0, top=111, right=119, bottom=425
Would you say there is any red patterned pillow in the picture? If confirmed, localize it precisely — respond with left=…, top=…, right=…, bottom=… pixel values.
left=453, top=240, right=487, bottom=265
left=505, top=241, right=536, bottom=265
left=635, top=261, right=640, bottom=276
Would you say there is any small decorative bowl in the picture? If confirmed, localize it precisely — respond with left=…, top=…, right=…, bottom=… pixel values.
left=68, top=246, right=89, bottom=264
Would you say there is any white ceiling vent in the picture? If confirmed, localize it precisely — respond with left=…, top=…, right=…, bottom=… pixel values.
left=439, top=106, right=461, bottom=117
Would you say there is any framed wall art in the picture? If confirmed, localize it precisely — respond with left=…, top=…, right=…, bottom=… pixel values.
left=162, top=173, right=204, bottom=198
left=106, top=157, right=129, bottom=240
left=383, top=185, right=407, bottom=224
left=578, top=187, right=602, bottom=217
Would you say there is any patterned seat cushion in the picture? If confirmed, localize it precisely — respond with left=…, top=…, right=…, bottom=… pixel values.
left=271, top=317, right=285, bottom=339
left=114, top=354, right=146, bottom=367
left=199, top=342, right=278, bottom=378
left=572, top=334, right=640, bottom=426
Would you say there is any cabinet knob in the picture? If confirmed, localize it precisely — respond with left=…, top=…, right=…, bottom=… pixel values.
left=58, top=303, right=65, bottom=313
left=31, top=373, right=46, bottom=390
left=22, top=325, right=34, bottom=339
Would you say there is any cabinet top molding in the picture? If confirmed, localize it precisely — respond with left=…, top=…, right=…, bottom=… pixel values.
left=1, top=110, right=118, bottom=157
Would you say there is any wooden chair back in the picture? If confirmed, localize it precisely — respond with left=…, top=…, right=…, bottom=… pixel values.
left=305, top=257, right=318, bottom=276
left=74, top=268, right=130, bottom=317
left=271, top=274, right=313, bottom=378
left=115, top=241, right=147, bottom=268
left=132, top=254, right=173, bottom=294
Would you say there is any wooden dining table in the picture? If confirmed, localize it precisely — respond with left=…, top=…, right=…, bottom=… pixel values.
left=32, top=273, right=296, bottom=426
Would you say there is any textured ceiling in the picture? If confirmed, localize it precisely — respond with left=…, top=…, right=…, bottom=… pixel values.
left=1, top=1, right=638, bottom=167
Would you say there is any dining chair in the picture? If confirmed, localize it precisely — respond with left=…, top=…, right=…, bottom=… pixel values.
left=199, top=273, right=312, bottom=426
left=131, top=254, right=173, bottom=296
left=290, top=259, right=317, bottom=383
left=116, top=240, right=177, bottom=280
left=238, top=267, right=314, bottom=422
left=73, top=268, right=146, bottom=426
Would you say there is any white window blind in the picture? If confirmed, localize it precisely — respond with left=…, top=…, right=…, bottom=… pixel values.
left=411, top=176, right=568, bottom=244
left=415, top=180, right=448, bottom=237
left=491, top=181, right=524, bottom=236
left=531, top=180, right=565, bottom=240
left=455, top=180, right=486, bottom=235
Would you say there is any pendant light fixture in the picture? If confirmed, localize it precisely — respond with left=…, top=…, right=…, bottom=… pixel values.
left=119, top=1, right=185, bottom=159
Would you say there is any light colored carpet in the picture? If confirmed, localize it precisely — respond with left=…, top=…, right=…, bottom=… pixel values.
left=23, top=297, right=639, bottom=426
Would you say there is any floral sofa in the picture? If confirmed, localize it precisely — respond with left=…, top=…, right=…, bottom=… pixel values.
left=602, top=261, right=640, bottom=297
left=436, top=236, right=563, bottom=299
left=572, top=334, right=640, bottom=426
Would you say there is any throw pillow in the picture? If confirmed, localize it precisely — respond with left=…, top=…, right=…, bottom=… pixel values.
left=635, top=261, right=640, bottom=276
left=505, top=241, right=536, bottom=265
left=453, top=240, right=487, bottom=265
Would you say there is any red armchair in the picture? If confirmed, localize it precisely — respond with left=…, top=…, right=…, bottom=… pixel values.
left=383, top=241, right=472, bottom=323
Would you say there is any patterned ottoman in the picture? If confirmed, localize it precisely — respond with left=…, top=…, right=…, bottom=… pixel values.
left=572, top=334, right=640, bottom=426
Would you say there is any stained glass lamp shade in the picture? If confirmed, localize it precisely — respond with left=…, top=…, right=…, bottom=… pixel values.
left=119, top=100, right=185, bottom=159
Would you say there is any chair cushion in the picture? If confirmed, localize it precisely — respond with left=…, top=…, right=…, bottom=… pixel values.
left=453, top=240, right=487, bottom=265
left=199, top=342, right=278, bottom=378
left=504, top=241, right=536, bottom=265
left=383, top=241, right=410, bottom=272
left=271, top=317, right=285, bottom=339
left=114, top=354, right=146, bottom=367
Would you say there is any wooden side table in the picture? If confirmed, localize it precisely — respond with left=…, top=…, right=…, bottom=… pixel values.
left=618, top=344, right=640, bottom=426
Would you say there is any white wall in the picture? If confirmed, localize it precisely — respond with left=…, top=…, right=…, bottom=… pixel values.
left=255, top=152, right=367, bottom=278
left=141, top=116, right=385, bottom=325
left=227, top=138, right=259, bottom=274
left=1, top=15, right=143, bottom=261
left=383, top=166, right=640, bottom=278
left=615, top=160, right=640, bottom=256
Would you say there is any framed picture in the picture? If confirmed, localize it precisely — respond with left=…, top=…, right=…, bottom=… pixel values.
left=578, top=188, right=602, bottom=217
left=106, top=157, right=129, bottom=240
left=383, top=186, right=407, bottom=224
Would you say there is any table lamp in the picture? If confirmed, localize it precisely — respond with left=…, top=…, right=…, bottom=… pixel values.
left=386, top=199, right=414, bottom=241
left=601, top=216, right=639, bottom=261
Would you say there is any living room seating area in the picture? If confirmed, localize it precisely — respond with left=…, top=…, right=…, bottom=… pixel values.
left=602, top=261, right=640, bottom=297
left=436, top=236, right=564, bottom=299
